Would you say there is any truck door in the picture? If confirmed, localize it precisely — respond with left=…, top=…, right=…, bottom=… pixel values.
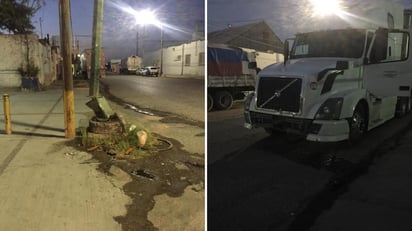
left=363, top=29, right=411, bottom=98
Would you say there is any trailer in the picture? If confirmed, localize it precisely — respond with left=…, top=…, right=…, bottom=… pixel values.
left=208, top=43, right=257, bottom=111
left=120, top=55, right=142, bottom=74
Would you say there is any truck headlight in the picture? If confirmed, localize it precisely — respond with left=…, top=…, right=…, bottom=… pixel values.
left=315, top=98, right=343, bottom=120
left=244, top=92, right=255, bottom=111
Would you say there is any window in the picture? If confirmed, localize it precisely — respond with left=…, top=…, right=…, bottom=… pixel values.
left=185, top=54, right=191, bottom=66
left=387, top=13, right=394, bottom=29
left=387, top=31, right=409, bottom=61
left=370, top=30, right=409, bottom=63
left=176, top=55, right=181, bottom=61
left=291, top=29, right=365, bottom=59
left=198, top=52, right=205, bottom=66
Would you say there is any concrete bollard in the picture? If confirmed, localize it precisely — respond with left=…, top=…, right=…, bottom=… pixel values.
left=3, top=94, right=11, bottom=134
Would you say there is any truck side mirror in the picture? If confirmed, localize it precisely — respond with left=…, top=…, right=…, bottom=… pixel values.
left=369, top=28, right=388, bottom=63
left=284, top=40, right=289, bottom=65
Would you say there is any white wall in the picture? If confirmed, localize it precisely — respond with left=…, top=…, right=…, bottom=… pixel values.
left=241, top=47, right=284, bottom=69
left=255, top=52, right=284, bottom=69
left=0, top=34, right=56, bottom=88
left=144, top=40, right=205, bottom=78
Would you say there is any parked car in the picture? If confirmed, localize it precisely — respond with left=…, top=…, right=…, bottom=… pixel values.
left=136, top=67, right=148, bottom=76
left=145, top=66, right=159, bottom=77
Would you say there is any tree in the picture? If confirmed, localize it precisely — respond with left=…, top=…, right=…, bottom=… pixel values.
left=0, top=0, right=45, bottom=34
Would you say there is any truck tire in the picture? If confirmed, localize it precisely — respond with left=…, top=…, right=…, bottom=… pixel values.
left=88, top=118, right=124, bottom=134
left=348, top=103, right=368, bottom=144
left=214, top=91, right=233, bottom=110
left=207, top=94, right=214, bottom=111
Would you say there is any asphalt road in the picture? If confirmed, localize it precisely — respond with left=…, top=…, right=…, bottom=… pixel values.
left=207, top=101, right=268, bottom=164
left=208, top=103, right=412, bottom=231
left=101, top=74, right=205, bottom=122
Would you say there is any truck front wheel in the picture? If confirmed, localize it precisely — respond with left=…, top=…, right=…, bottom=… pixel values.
left=348, top=104, right=367, bottom=144
left=214, top=91, right=233, bottom=110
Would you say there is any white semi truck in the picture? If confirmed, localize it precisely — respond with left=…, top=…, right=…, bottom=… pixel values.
left=120, top=55, right=142, bottom=74
left=244, top=4, right=412, bottom=143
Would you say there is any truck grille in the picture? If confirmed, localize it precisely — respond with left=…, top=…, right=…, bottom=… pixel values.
left=256, top=77, right=302, bottom=113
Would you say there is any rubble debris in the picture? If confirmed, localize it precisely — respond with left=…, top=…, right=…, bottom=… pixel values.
left=156, top=138, right=173, bottom=151
left=107, top=149, right=117, bottom=156
left=130, top=169, right=157, bottom=180
left=86, top=96, right=115, bottom=121
left=184, top=160, right=204, bottom=168
left=87, top=145, right=99, bottom=152
left=88, top=116, right=124, bottom=134
left=136, top=130, right=148, bottom=147
left=124, top=147, right=134, bottom=155
left=191, top=183, right=204, bottom=192
left=64, top=152, right=76, bottom=156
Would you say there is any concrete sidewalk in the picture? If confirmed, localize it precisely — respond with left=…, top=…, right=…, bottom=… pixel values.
left=0, top=88, right=130, bottom=231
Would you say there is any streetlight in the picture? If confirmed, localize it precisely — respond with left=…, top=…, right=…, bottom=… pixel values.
left=133, top=9, right=164, bottom=76
left=310, top=0, right=343, bottom=17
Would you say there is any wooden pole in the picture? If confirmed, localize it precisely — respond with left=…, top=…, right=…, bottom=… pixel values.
left=3, top=94, right=11, bottom=134
left=59, top=0, right=75, bottom=138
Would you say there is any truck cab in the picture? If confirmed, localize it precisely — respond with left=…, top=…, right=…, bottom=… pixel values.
left=244, top=27, right=412, bottom=143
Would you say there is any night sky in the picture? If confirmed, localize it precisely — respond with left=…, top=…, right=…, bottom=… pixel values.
left=32, top=0, right=412, bottom=61
left=33, top=0, right=205, bottom=60
left=208, top=0, right=412, bottom=40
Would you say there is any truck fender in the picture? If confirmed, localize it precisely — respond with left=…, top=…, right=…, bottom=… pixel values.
left=338, top=89, right=368, bottom=119
left=306, top=89, right=367, bottom=119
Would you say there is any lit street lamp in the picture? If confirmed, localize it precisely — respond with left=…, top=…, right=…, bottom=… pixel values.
left=310, top=0, right=343, bottom=17
left=133, top=9, right=164, bottom=76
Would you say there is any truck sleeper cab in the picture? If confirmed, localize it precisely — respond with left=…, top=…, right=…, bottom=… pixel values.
left=244, top=27, right=412, bottom=143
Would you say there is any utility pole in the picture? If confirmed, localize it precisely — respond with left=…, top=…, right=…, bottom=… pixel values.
left=160, top=25, right=164, bottom=76
left=59, top=0, right=75, bottom=138
left=39, top=17, right=43, bottom=38
left=89, top=0, right=104, bottom=96
left=181, top=44, right=185, bottom=75
left=142, top=25, right=145, bottom=59
left=136, top=30, right=139, bottom=56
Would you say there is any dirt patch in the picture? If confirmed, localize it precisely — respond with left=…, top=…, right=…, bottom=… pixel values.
left=65, top=80, right=204, bottom=230
left=68, top=133, right=204, bottom=231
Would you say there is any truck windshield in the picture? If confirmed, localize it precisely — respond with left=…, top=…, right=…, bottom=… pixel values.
left=291, top=29, right=366, bottom=59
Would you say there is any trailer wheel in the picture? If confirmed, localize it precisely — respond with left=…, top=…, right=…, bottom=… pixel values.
left=207, top=94, right=214, bottom=111
left=214, top=91, right=233, bottom=110
left=348, top=104, right=367, bottom=144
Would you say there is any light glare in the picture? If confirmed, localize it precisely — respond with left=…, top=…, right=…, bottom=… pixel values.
left=311, top=0, right=342, bottom=16
left=134, top=9, right=160, bottom=26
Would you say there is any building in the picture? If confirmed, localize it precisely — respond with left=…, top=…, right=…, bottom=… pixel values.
left=144, top=40, right=205, bottom=78
left=110, top=59, right=121, bottom=73
left=208, top=21, right=284, bottom=68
